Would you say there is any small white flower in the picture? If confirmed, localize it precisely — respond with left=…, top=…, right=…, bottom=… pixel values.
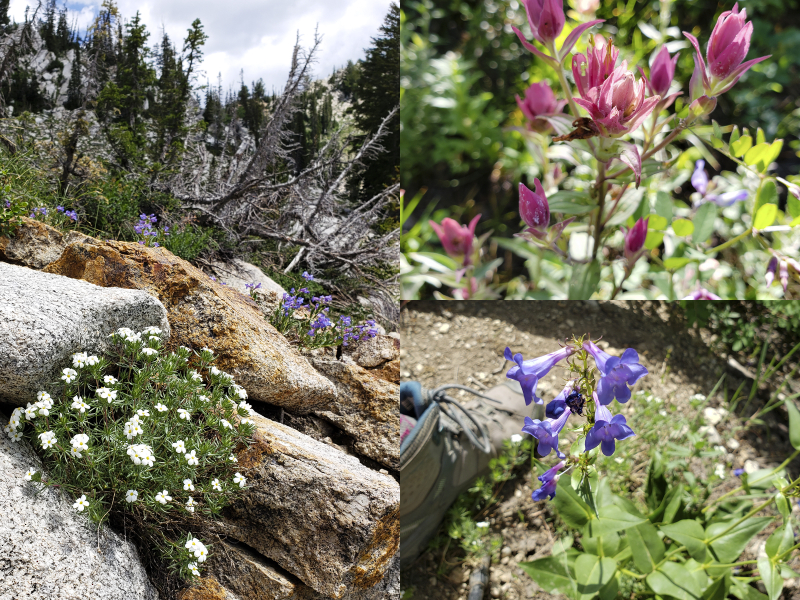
left=233, top=472, right=246, bottom=488
left=238, top=400, right=254, bottom=415
left=194, top=547, right=208, bottom=562
left=73, top=495, right=90, bottom=512
left=183, top=479, right=195, bottom=491
left=714, top=464, right=726, bottom=479
left=148, top=336, right=159, bottom=342
left=155, top=490, right=172, bottom=504
left=189, top=370, right=202, bottom=382
left=8, top=430, right=23, bottom=442
left=211, top=478, right=222, bottom=491
left=3, top=422, right=15, bottom=434
left=172, top=440, right=187, bottom=453
left=103, top=375, right=118, bottom=385
left=36, top=405, right=50, bottom=417
left=61, top=368, right=78, bottom=383
left=38, top=431, right=56, bottom=449
left=71, top=396, right=90, bottom=413
left=137, top=409, right=150, bottom=418
left=86, top=355, right=100, bottom=366
left=141, top=326, right=162, bottom=336
left=197, top=395, right=210, bottom=403
left=201, top=347, right=214, bottom=355
left=123, top=421, right=143, bottom=440
left=220, top=419, right=232, bottom=430
left=127, top=444, right=155, bottom=467
left=96, top=388, right=117, bottom=402
left=70, top=447, right=83, bottom=458
left=510, top=434, right=522, bottom=444
left=72, top=352, right=88, bottom=368
left=185, top=538, right=200, bottom=551
left=475, top=521, right=489, bottom=528
left=185, top=497, right=196, bottom=513
left=240, top=418, right=253, bottom=426
left=209, top=366, right=221, bottom=376
left=24, top=469, right=36, bottom=481
left=228, top=454, right=238, bottom=463
left=185, top=450, right=199, bottom=466
left=11, top=407, right=23, bottom=420
left=37, top=391, right=51, bottom=403
left=188, top=562, right=200, bottom=577
left=141, top=348, right=158, bottom=357
left=126, top=490, right=138, bottom=503
left=178, top=409, right=191, bottom=421
left=233, top=385, right=248, bottom=400
left=155, top=403, right=168, bottom=412
left=24, top=403, right=37, bottom=419
left=71, top=433, right=90, bottom=452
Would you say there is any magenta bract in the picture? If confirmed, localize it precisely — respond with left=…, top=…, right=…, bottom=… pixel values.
left=429, top=214, right=481, bottom=265
left=624, top=217, right=648, bottom=264
left=572, top=35, right=619, bottom=104
left=515, top=81, right=566, bottom=132
left=523, top=0, right=565, bottom=44
left=648, top=46, right=678, bottom=97
left=519, top=180, right=550, bottom=233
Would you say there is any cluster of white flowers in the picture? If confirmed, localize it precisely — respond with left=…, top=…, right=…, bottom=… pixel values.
left=38, top=430, right=57, bottom=449
left=70, top=433, right=90, bottom=457
left=141, top=326, right=162, bottom=336
left=5, top=407, right=24, bottom=441
left=238, top=400, right=254, bottom=415
left=73, top=495, right=90, bottom=512
left=155, top=403, right=168, bottom=412
left=141, top=348, right=158, bottom=357
left=155, top=490, right=173, bottom=505
left=189, top=370, right=203, bottom=382
left=96, top=387, right=118, bottom=402
left=127, top=444, right=155, bottom=466
left=185, top=537, right=208, bottom=562
left=197, top=395, right=210, bottom=403
left=185, top=497, right=196, bottom=513
left=233, top=473, right=247, bottom=488
left=61, top=368, right=78, bottom=383
left=232, top=384, right=247, bottom=400
left=240, top=418, right=254, bottom=426
left=123, top=414, right=144, bottom=440
left=71, top=395, right=90, bottom=413
left=113, top=328, right=142, bottom=343
left=72, top=352, right=99, bottom=368
left=208, top=366, right=233, bottom=382
left=27, top=391, right=54, bottom=418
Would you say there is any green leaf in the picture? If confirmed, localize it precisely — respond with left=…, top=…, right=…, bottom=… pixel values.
left=672, top=218, right=695, bottom=237
left=753, top=203, right=778, bottom=230
left=754, top=180, right=778, bottom=217
left=664, top=257, right=692, bottom=271
left=731, top=135, right=752, bottom=157
left=598, top=572, right=619, bottom=600
left=703, top=575, right=730, bottom=600
left=568, top=260, right=601, bottom=300
left=744, top=143, right=771, bottom=168
left=646, top=214, right=668, bottom=230
left=645, top=231, right=664, bottom=251
left=583, top=532, right=621, bottom=557
left=786, top=400, right=800, bottom=450
left=646, top=562, right=703, bottom=600
left=756, top=128, right=766, bottom=145
left=584, top=505, right=647, bottom=537
left=579, top=473, right=600, bottom=520
left=731, top=577, right=768, bottom=600
left=729, top=126, right=740, bottom=146
left=575, top=554, right=617, bottom=600
left=705, top=517, right=771, bottom=564
left=660, top=520, right=707, bottom=561
left=627, top=522, right=665, bottom=573
left=553, top=476, right=594, bottom=529
left=519, top=555, right=577, bottom=597
left=663, top=484, right=684, bottom=525
left=765, top=523, right=793, bottom=558
left=712, top=120, right=722, bottom=140
left=776, top=493, right=790, bottom=520
left=757, top=555, right=783, bottom=600
left=692, top=203, right=717, bottom=244
left=787, top=188, right=800, bottom=219
left=655, top=192, right=673, bottom=221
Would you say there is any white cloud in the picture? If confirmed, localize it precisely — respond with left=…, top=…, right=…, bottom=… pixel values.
left=9, top=0, right=391, bottom=91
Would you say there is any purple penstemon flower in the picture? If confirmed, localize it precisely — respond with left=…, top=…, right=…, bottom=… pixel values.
left=585, top=392, right=635, bottom=456
left=532, top=461, right=565, bottom=501
left=521, top=408, right=571, bottom=458
left=545, top=380, right=578, bottom=419
left=504, top=345, right=574, bottom=406
left=691, top=160, right=748, bottom=207
left=583, top=341, right=648, bottom=405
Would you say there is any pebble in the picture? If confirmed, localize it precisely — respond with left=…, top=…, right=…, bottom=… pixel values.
left=698, top=425, right=722, bottom=444
left=439, top=323, right=451, bottom=333
left=501, top=546, right=512, bottom=557
left=727, top=439, right=740, bottom=450
left=501, top=556, right=510, bottom=565
left=703, top=406, right=727, bottom=425
left=744, top=460, right=760, bottom=474
left=490, top=586, right=501, bottom=598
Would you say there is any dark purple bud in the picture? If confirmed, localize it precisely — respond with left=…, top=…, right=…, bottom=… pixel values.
left=519, top=179, right=550, bottom=233
left=624, top=218, right=648, bottom=264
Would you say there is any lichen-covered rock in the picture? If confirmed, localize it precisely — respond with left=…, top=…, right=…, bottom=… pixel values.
left=311, top=358, right=400, bottom=470
left=215, top=414, right=399, bottom=599
left=368, top=359, right=400, bottom=385
left=42, top=238, right=336, bottom=412
left=0, top=216, right=92, bottom=269
left=347, top=335, right=400, bottom=369
left=205, top=259, right=287, bottom=297
left=0, top=262, right=170, bottom=404
left=0, top=416, right=159, bottom=600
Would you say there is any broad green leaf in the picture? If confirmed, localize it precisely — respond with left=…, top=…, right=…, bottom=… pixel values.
left=731, top=135, right=752, bottom=157
left=568, top=260, right=601, bottom=300
left=760, top=139, right=783, bottom=170
left=663, top=484, right=684, bottom=525
left=692, top=203, right=717, bottom=244
left=776, top=493, right=790, bottom=520
left=757, top=555, right=783, bottom=600
left=712, top=120, right=722, bottom=140
left=655, top=192, right=673, bottom=221
left=703, top=575, right=730, bottom=600
left=583, top=532, right=620, bottom=557
left=645, top=231, right=664, bottom=251
left=706, top=517, right=771, bottom=563
left=598, top=572, right=619, bottom=600
left=519, top=555, right=577, bottom=597
left=575, top=554, right=617, bottom=600
left=787, top=189, right=800, bottom=219
left=744, top=143, right=771, bottom=167
left=646, top=214, right=668, bottom=230
left=672, top=218, right=695, bottom=237
left=627, top=522, right=665, bottom=573
left=584, top=505, right=647, bottom=537
left=731, top=577, right=768, bottom=600
left=646, top=562, right=702, bottom=600
left=754, top=180, right=778, bottom=216
left=765, top=523, right=793, bottom=558
left=786, top=400, right=800, bottom=450
left=753, top=203, right=778, bottom=230
left=729, top=125, right=740, bottom=146
left=553, top=476, right=594, bottom=529
left=660, top=520, right=707, bottom=561
left=756, top=128, right=766, bottom=145
left=664, top=257, right=692, bottom=271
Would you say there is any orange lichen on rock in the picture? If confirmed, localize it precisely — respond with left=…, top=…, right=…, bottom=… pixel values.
left=178, top=576, right=229, bottom=600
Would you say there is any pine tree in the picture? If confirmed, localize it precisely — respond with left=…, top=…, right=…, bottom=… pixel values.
left=0, top=0, right=11, bottom=33
left=55, top=9, right=70, bottom=55
left=65, top=41, right=83, bottom=109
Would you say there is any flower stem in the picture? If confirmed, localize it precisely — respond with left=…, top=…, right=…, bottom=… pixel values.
left=706, top=228, right=753, bottom=255
left=592, top=161, right=607, bottom=259
left=606, top=121, right=687, bottom=181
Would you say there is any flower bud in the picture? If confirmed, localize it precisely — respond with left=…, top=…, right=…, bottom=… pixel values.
left=515, top=81, right=566, bottom=132
left=523, top=0, right=565, bottom=44
left=648, top=47, right=678, bottom=97
left=765, top=256, right=778, bottom=287
left=624, top=218, right=648, bottom=264
left=429, top=215, right=481, bottom=265
left=688, top=95, right=717, bottom=121
left=519, top=180, right=550, bottom=233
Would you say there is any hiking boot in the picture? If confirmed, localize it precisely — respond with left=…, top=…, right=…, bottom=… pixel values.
left=399, top=380, right=543, bottom=570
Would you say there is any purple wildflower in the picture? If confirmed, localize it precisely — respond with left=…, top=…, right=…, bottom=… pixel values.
left=585, top=392, right=635, bottom=456
left=302, top=271, right=314, bottom=281
left=532, top=461, right=565, bottom=502
left=521, top=408, right=571, bottom=458
left=504, top=345, right=574, bottom=406
left=733, top=468, right=744, bottom=477
left=691, top=160, right=748, bottom=207
left=545, top=381, right=578, bottom=419
left=583, top=341, right=648, bottom=405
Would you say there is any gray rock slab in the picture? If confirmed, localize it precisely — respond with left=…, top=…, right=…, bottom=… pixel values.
left=0, top=262, right=169, bottom=404
left=0, top=415, right=159, bottom=600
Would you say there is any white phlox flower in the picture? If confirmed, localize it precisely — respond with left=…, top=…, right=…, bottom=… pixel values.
left=141, top=326, right=162, bottom=336
left=73, top=495, right=90, bottom=512
left=185, top=497, right=196, bottom=513
left=137, top=409, right=150, bottom=417
left=155, top=490, right=172, bottom=505
left=240, top=418, right=253, bottom=426
left=185, top=537, right=201, bottom=552
left=233, top=473, right=246, bottom=488
left=211, top=479, right=222, bottom=491
left=183, top=479, right=195, bottom=491
left=24, top=469, right=36, bottom=481
left=209, top=366, right=221, bottom=376
left=103, top=375, right=118, bottom=385
left=8, top=430, right=23, bottom=442
left=178, top=409, right=191, bottom=421
left=188, top=562, right=200, bottom=577
left=197, top=395, right=210, bottom=403
left=228, top=454, right=238, bottom=463
left=38, top=431, right=57, bottom=449
left=96, top=388, right=117, bottom=402
left=233, top=385, right=247, bottom=400
left=115, top=328, right=141, bottom=343
left=123, top=419, right=143, bottom=440
left=185, top=450, right=199, bottom=466
left=127, top=444, right=155, bottom=466
left=71, top=433, right=90, bottom=453
left=238, top=400, right=254, bottom=415
left=72, top=352, right=89, bottom=368
left=201, top=347, right=214, bottom=355
left=155, top=403, right=168, bottom=412
left=71, top=396, right=90, bottom=413
left=172, top=440, right=187, bottom=453
left=189, top=370, right=202, bottom=382
left=141, top=348, right=158, bottom=357
left=11, top=407, right=23, bottom=421
left=126, top=490, right=138, bottom=503
left=61, top=368, right=78, bottom=383
left=194, top=546, right=208, bottom=562
left=24, top=403, right=37, bottom=419
left=86, top=355, right=100, bottom=366
left=220, top=419, right=232, bottom=430
left=510, top=434, right=523, bottom=444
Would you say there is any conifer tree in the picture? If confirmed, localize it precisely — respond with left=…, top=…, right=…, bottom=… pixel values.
left=65, top=40, right=82, bottom=109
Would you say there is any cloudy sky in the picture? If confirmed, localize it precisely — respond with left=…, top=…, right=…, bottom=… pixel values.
left=9, top=0, right=392, bottom=93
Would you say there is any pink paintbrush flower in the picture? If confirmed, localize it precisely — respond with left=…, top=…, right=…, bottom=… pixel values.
left=429, top=215, right=481, bottom=265
left=516, top=81, right=566, bottom=132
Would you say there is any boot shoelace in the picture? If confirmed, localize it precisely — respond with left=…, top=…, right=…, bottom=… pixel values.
left=427, top=384, right=502, bottom=455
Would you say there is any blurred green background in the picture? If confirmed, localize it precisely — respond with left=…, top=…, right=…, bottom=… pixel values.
left=401, top=0, right=800, bottom=280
